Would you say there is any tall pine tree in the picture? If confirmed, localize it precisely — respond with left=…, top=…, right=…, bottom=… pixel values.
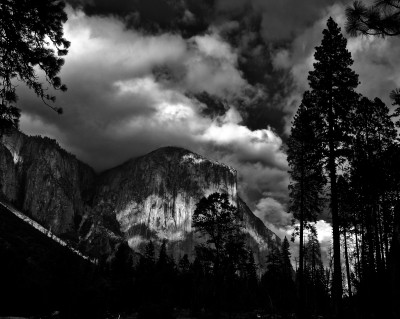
left=306, top=17, right=359, bottom=314
left=287, top=91, right=325, bottom=318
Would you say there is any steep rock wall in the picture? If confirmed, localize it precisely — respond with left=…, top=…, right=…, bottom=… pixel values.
left=92, top=147, right=280, bottom=263
left=92, top=147, right=237, bottom=253
left=0, top=143, right=18, bottom=202
left=238, top=197, right=281, bottom=266
left=1, top=130, right=95, bottom=236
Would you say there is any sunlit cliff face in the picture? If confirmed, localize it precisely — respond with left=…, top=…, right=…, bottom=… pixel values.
left=91, top=147, right=238, bottom=251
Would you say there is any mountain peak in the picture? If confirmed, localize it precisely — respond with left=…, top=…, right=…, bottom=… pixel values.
left=145, top=146, right=199, bottom=160
left=143, top=146, right=236, bottom=175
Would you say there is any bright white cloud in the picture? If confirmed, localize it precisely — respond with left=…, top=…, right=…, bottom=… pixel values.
left=193, top=34, right=237, bottom=63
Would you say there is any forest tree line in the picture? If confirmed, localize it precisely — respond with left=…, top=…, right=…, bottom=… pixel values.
left=287, top=13, right=400, bottom=319
left=97, top=192, right=303, bottom=318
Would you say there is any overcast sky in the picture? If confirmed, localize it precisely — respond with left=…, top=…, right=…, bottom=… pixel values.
left=16, top=0, right=400, bottom=260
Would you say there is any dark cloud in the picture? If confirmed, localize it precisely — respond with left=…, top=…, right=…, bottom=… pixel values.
left=64, top=0, right=302, bottom=134
left=64, top=0, right=352, bottom=122
left=192, top=92, right=228, bottom=118
left=66, top=0, right=215, bottom=38
left=216, top=0, right=352, bottom=40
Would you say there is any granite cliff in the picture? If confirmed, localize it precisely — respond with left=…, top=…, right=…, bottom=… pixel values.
left=0, top=130, right=95, bottom=237
left=0, top=129, right=281, bottom=265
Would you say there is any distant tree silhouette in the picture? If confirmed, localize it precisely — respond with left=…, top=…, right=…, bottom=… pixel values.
left=192, top=192, right=244, bottom=315
left=176, top=254, right=192, bottom=308
left=245, top=249, right=258, bottom=289
left=134, top=241, right=156, bottom=306
left=193, top=193, right=243, bottom=276
left=281, top=237, right=295, bottom=315
left=260, top=239, right=295, bottom=314
left=108, top=242, right=134, bottom=311
left=110, top=242, right=133, bottom=280
left=143, top=240, right=155, bottom=267
left=178, top=254, right=190, bottom=273
left=156, top=239, right=170, bottom=271
left=0, top=0, right=70, bottom=133
left=281, top=237, right=294, bottom=284
left=261, top=245, right=282, bottom=313
left=303, top=229, right=329, bottom=315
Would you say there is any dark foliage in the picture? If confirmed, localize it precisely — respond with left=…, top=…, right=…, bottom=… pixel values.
left=346, top=0, right=400, bottom=37
left=0, top=0, right=69, bottom=134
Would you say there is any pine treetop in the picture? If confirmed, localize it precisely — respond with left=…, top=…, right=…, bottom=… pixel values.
left=308, top=17, right=359, bottom=94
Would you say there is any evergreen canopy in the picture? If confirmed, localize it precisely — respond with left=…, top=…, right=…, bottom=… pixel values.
left=0, top=0, right=70, bottom=132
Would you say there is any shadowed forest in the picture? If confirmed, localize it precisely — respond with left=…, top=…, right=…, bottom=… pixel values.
left=1, top=0, right=400, bottom=319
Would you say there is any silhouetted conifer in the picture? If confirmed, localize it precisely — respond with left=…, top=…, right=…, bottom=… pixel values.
left=306, top=17, right=359, bottom=314
left=287, top=92, right=325, bottom=318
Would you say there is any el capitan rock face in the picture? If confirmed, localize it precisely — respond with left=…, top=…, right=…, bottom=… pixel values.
left=92, top=147, right=237, bottom=249
left=0, top=130, right=281, bottom=264
left=90, top=146, right=280, bottom=262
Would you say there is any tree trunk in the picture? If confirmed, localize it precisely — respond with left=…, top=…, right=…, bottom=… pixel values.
left=382, top=203, right=390, bottom=267
left=354, top=225, right=362, bottom=283
left=298, top=194, right=305, bottom=318
left=343, top=227, right=352, bottom=298
left=373, top=204, right=383, bottom=273
left=297, top=154, right=306, bottom=319
left=366, top=205, right=376, bottom=274
left=376, top=204, right=386, bottom=269
left=361, top=211, right=367, bottom=278
left=328, top=100, right=342, bottom=315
